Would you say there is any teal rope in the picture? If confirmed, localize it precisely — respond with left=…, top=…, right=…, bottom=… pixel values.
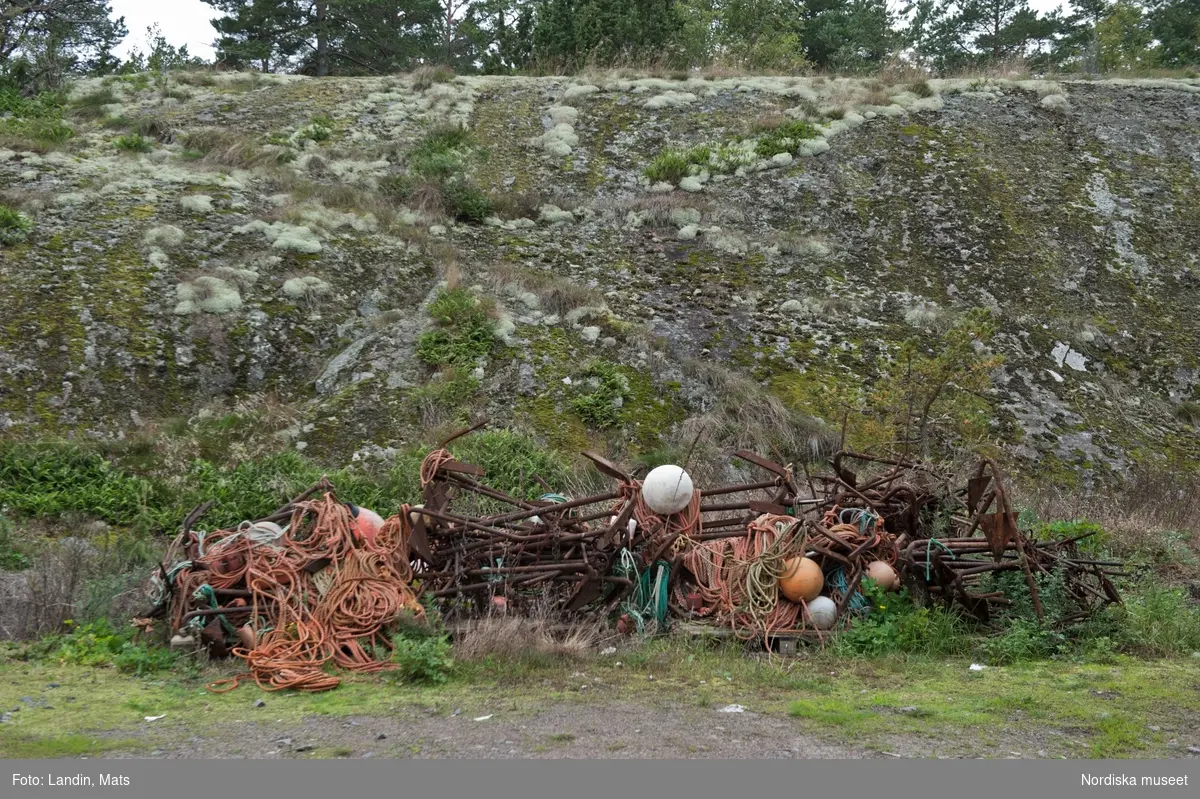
left=838, top=507, right=881, bottom=534
left=614, top=549, right=670, bottom=633
left=829, top=566, right=868, bottom=612
left=190, top=583, right=238, bottom=639
left=925, top=538, right=956, bottom=581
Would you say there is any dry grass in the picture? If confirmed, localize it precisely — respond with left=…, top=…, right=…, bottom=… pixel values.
left=411, top=65, right=455, bottom=92
left=0, top=188, right=53, bottom=212
left=178, top=128, right=283, bottom=169
left=489, top=188, right=543, bottom=221
left=1020, top=465, right=1200, bottom=580
left=487, top=263, right=604, bottom=317
left=616, top=193, right=710, bottom=228
left=0, top=530, right=155, bottom=641
left=680, top=359, right=839, bottom=468
left=451, top=614, right=604, bottom=662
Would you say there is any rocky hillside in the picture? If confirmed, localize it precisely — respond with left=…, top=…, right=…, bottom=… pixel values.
left=2, top=71, right=1199, bottom=482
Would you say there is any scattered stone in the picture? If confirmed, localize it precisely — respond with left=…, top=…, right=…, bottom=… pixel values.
left=254, top=699, right=266, bottom=708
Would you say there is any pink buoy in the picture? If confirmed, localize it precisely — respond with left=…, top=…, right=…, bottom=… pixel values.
left=353, top=505, right=385, bottom=545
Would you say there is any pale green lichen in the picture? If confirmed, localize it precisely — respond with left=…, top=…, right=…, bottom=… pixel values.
left=175, top=276, right=242, bottom=315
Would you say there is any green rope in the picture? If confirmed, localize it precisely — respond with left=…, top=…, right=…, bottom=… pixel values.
left=190, top=583, right=238, bottom=639
left=614, top=549, right=670, bottom=634
left=925, top=538, right=956, bottom=581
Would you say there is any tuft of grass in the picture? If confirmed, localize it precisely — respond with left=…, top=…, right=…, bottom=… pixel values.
left=1174, top=400, right=1200, bottom=425
left=909, top=79, right=934, bottom=98
left=645, top=145, right=709, bottom=183
left=415, top=288, right=495, bottom=369
left=412, top=65, right=455, bottom=91
left=753, top=119, right=819, bottom=158
left=178, top=128, right=282, bottom=169
left=70, top=88, right=119, bottom=119
left=113, top=133, right=153, bottom=153
left=0, top=204, right=33, bottom=245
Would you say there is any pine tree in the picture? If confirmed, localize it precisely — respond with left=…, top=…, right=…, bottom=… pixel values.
left=1146, top=0, right=1200, bottom=66
left=0, top=0, right=127, bottom=89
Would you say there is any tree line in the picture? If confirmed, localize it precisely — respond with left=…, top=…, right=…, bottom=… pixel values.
left=1, top=0, right=1197, bottom=92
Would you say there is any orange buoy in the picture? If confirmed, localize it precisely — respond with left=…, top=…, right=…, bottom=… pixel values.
left=351, top=505, right=384, bottom=545
left=237, top=624, right=256, bottom=651
left=866, top=560, right=898, bottom=591
left=779, top=557, right=823, bottom=603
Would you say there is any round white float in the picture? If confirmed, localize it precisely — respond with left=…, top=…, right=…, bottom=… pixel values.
left=641, top=465, right=695, bottom=515
left=807, top=596, right=838, bottom=630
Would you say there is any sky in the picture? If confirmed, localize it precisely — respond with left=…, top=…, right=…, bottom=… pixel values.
left=110, top=0, right=1077, bottom=63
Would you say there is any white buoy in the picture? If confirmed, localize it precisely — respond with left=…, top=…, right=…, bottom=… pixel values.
left=807, top=596, right=838, bottom=630
left=641, top=465, right=694, bottom=515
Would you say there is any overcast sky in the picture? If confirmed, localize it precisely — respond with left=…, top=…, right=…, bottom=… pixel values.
left=110, top=0, right=1076, bottom=62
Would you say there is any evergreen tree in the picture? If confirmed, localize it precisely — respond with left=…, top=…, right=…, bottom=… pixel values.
left=1146, top=0, right=1200, bottom=66
left=804, top=0, right=896, bottom=72
left=532, top=0, right=683, bottom=69
left=1096, top=0, right=1155, bottom=70
left=203, top=0, right=309, bottom=72
left=0, top=0, right=127, bottom=90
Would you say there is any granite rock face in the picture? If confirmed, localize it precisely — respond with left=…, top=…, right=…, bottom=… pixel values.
left=2, top=72, right=1198, bottom=477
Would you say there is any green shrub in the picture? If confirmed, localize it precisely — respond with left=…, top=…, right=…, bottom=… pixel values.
left=48, top=619, right=177, bottom=676
left=834, top=583, right=970, bottom=658
left=442, top=179, right=493, bottom=222
left=408, top=124, right=470, bottom=177
left=0, top=516, right=30, bottom=570
left=390, top=631, right=453, bottom=683
left=415, top=288, right=495, bottom=368
left=114, top=133, right=153, bottom=153
left=1109, top=582, right=1200, bottom=656
left=0, top=204, right=32, bottom=245
left=754, top=119, right=819, bottom=158
left=980, top=618, right=1067, bottom=664
left=297, top=116, right=333, bottom=142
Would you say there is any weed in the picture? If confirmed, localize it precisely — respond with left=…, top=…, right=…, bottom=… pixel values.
left=834, top=583, right=970, bottom=658
left=645, top=145, right=709, bottom=183
left=70, top=88, right=119, bottom=119
left=980, top=618, right=1066, bottom=665
left=0, top=515, right=30, bottom=569
left=570, top=361, right=633, bottom=429
left=753, top=119, right=819, bottom=158
left=1108, top=582, right=1200, bottom=656
left=47, top=619, right=177, bottom=676
left=0, top=204, right=32, bottom=245
left=114, top=133, right=153, bottom=153
left=415, top=288, right=495, bottom=369
left=389, top=631, right=453, bottom=684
